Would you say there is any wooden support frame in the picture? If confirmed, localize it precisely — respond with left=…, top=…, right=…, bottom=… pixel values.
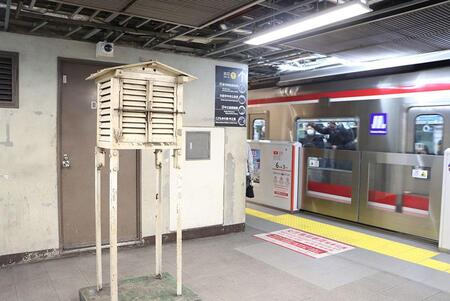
left=154, top=149, right=163, bottom=279
left=88, top=61, right=195, bottom=299
left=109, top=150, right=119, bottom=301
left=94, top=147, right=105, bottom=291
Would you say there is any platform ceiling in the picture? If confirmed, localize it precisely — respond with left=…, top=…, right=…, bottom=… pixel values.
left=1, top=0, right=450, bottom=88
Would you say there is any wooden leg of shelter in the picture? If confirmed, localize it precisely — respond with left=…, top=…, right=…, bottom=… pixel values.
left=176, top=201, right=182, bottom=296
left=175, top=149, right=183, bottom=296
left=155, top=149, right=163, bottom=279
left=94, top=147, right=105, bottom=292
left=109, top=150, right=119, bottom=301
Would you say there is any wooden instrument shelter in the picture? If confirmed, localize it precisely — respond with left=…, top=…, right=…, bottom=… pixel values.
left=86, top=61, right=196, bottom=301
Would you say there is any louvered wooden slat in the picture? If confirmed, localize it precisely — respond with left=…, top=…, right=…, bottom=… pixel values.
left=100, top=109, right=111, bottom=115
left=153, top=97, right=174, bottom=103
left=100, top=88, right=111, bottom=96
left=154, top=88, right=174, bottom=94
left=123, top=122, right=146, bottom=129
left=151, top=112, right=173, bottom=119
left=153, top=91, right=174, bottom=98
left=100, top=115, right=110, bottom=122
left=152, top=124, right=174, bottom=129
left=100, top=81, right=111, bottom=89
left=123, top=83, right=146, bottom=91
left=0, top=70, right=12, bottom=75
left=123, top=101, right=146, bottom=107
left=100, top=95, right=111, bottom=102
left=123, top=95, right=146, bottom=102
left=152, top=102, right=174, bottom=109
left=100, top=129, right=111, bottom=136
left=123, top=78, right=147, bottom=85
left=100, top=102, right=110, bottom=109
left=123, top=112, right=146, bottom=118
left=151, top=107, right=173, bottom=112
left=123, top=117, right=146, bottom=123
left=123, top=89, right=146, bottom=97
left=122, top=128, right=146, bottom=134
left=153, top=81, right=175, bottom=87
left=99, top=122, right=111, bottom=129
left=152, top=118, right=173, bottom=124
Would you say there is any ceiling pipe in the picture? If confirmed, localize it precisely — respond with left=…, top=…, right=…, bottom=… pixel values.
left=148, top=0, right=265, bottom=49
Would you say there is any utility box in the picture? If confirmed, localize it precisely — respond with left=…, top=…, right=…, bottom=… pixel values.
left=86, top=61, right=196, bottom=150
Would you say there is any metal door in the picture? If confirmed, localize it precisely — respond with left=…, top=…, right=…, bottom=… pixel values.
left=358, top=152, right=442, bottom=240
left=60, top=60, right=139, bottom=249
left=301, top=148, right=361, bottom=222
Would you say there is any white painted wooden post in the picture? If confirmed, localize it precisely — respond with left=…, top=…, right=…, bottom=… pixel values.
left=176, top=200, right=182, bottom=296
left=155, top=149, right=163, bottom=278
left=94, top=147, right=105, bottom=292
left=175, top=149, right=183, bottom=296
left=109, top=150, right=119, bottom=301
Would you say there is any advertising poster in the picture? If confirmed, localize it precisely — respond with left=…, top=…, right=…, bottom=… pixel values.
left=271, top=148, right=291, bottom=199
left=251, top=148, right=261, bottom=183
left=215, top=66, right=248, bottom=127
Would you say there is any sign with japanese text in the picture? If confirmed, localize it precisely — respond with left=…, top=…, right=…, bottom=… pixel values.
left=215, top=66, right=248, bottom=127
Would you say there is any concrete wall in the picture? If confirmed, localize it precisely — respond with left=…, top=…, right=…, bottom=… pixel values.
left=0, top=31, right=247, bottom=257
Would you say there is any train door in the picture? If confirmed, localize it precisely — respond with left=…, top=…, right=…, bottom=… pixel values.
left=358, top=106, right=448, bottom=240
left=248, top=112, right=269, bottom=140
left=298, top=118, right=360, bottom=222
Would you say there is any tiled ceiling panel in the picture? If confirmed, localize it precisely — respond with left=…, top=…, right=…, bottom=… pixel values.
left=285, top=2, right=450, bottom=61
left=58, top=0, right=132, bottom=11
left=125, top=0, right=256, bottom=27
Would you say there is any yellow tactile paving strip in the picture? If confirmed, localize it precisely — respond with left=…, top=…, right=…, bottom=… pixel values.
left=246, top=207, right=450, bottom=273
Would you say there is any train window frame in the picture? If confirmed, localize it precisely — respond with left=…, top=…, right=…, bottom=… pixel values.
left=413, top=114, right=444, bottom=155
left=252, top=118, right=266, bottom=140
left=295, top=117, right=359, bottom=150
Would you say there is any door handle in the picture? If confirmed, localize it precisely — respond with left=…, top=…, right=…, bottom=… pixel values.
left=62, top=153, right=71, bottom=168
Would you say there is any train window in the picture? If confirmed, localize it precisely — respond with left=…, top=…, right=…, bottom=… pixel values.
left=295, top=118, right=358, bottom=150
left=253, top=119, right=266, bottom=140
left=414, top=114, right=444, bottom=155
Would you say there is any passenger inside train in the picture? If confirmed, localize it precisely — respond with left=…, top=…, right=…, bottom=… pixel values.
left=299, top=123, right=325, bottom=149
left=297, top=119, right=357, bottom=150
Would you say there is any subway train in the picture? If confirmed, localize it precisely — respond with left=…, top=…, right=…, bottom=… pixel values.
left=247, top=64, right=450, bottom=241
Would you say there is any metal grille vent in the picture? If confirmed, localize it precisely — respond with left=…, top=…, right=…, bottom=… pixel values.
left=0, top=56, right=13, bottom=102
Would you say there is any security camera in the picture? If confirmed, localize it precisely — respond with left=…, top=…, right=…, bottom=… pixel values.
left=96, top=42, right=114, bottom=58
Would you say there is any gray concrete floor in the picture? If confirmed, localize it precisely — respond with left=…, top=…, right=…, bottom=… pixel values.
left=1, top=209, right=450, bottom=301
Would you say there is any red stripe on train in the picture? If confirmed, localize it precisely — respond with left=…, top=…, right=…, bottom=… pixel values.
left=249, top=83, right=450, bottom=105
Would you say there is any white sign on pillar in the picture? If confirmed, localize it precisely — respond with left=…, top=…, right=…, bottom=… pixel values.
left=439, top=148, right=450, bottom=252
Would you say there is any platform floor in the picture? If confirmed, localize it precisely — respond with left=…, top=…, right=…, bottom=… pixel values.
left=0, top=204, right=449, bottom=301
left=79, top=273, right=200, bottom=301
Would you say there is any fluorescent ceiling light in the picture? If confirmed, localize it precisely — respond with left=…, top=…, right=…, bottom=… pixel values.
left=245, top=1, right=372, bottom=46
